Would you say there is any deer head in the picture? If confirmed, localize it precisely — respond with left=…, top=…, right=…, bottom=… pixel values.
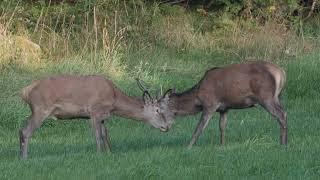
left=157, top=88, right=176, bottom=129
left=137, top=79, right=171, bottom=132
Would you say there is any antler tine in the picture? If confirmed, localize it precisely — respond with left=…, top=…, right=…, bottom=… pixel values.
left=136, top=78, right=155, bottom=101
left=136, top=78, right=148, bottom=92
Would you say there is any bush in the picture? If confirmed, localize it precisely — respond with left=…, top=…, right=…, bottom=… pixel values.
left=0, top=0, right=319, bottom=70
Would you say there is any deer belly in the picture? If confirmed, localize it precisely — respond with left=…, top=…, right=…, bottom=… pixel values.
left=52, top=103, right=89, bottom=119
left=223, top=97, right=257, bottom=109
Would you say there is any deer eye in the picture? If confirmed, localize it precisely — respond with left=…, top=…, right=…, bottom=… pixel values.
left=156, top=109, right=160, bottom=113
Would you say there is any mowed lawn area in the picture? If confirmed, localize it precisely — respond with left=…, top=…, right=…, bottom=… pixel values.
left=0, top=49, right=320, bottom=179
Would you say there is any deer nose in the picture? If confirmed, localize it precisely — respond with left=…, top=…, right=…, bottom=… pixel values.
left=160, top=126, right=169, bottom=132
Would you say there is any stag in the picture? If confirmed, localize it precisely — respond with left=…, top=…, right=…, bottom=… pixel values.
left=159, top=61, right=287, bottom=148
left=19, top=75, right=169, bottom=158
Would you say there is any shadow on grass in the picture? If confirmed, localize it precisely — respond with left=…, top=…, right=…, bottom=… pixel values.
left=2, top=134, right=283, bottom=160
left=113, top=136, right=190, bottom=153
left=2, top=124, right=282, bottom=160
left=1, top=143, right=96, bottom=160
left=2, top=137, right=186, bottom=160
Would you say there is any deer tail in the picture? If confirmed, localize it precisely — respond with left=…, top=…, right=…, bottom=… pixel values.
left=21, top=80, right=39, bottom=104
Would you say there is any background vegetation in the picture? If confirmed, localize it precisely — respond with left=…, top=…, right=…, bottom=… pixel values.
left=0, top=0, right=319, bottom=179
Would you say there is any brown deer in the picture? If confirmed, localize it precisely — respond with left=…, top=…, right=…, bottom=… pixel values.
left=19, top=75, right=170, bottom=159
left=159, top=61, right=287, bottom=148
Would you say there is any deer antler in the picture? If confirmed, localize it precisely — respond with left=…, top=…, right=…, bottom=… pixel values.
left=136, top=78, right=154, bottom=101
left=136, top=78, right=149, bottom=92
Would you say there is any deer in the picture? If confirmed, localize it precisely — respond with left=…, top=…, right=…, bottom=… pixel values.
left=19, top=75, right=170, bottom=159
left=158, top=61, right=287, bottom=148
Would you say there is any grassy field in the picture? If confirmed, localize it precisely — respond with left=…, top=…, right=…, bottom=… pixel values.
left=0, top=48, right=320, bottom=179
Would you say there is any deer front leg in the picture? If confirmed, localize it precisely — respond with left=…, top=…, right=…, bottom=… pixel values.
left=90, top=107, right=112, bottom=152
left=101, top=122, right=111, bottom=152
left=187, top=108, right=215, bottom=149
left=219, top=111, right=227, bottom=145
left=90, top=118, right=103, bottom=152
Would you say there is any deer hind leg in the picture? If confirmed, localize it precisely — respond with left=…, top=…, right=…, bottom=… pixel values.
left=260, top=98, right=287, bottom=145
left=219, top=111, right=228, bottom=145
left=20, top=109, right=49, bottom=159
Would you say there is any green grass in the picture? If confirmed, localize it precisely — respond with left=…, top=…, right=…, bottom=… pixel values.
left=1, top=48, right=320, bottom=179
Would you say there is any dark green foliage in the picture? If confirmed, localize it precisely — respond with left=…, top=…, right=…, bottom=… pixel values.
left=1, top=0, right=319, bottom=37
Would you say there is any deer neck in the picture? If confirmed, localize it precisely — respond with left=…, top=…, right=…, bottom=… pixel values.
left=171, top=89, right=202, bottom=116
left=113, top=92, right=148, bottom=122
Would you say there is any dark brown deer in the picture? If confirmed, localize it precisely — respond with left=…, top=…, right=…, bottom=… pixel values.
left=20, top=75, right=170, bottom=159
left=159, top=61, right=287, bottom=148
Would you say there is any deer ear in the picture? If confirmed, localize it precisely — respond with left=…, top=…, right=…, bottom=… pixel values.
left=143, top=91, right=153, bottom=104
left=163, top=89, right=174, bottom=100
